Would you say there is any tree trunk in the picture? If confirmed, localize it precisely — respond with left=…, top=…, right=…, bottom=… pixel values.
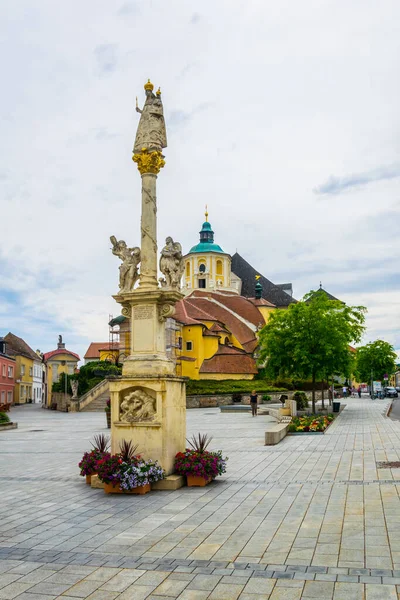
left=321, top=380, right=325, bottom=410
left=312, top=372, right=316, bottom=413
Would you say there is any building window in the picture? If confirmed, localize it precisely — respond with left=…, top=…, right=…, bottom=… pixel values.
left=2, top=365, right=5, bottom=376
left=198, top=279, right=206, bottom=288
left=186, top=341, right=193, bottom=351
left=216, top=260, right=223, bottom=275
left=7, top=391, right=12, bottom=403
left=199, top=263, right=206, bottom=273
left=1, top=391, right=5, bottom=403
left=29, top=367, right=33, bottom=376
left=186, top=262, right=190, bottom=277
left=8, top=366, right=13, bottom=377
left=21, top=365, right=25, bottom=376
left=21, top=386, right=24, bottom=397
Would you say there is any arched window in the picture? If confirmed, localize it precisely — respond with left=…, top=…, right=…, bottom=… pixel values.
left=225, top=337, right=229, bottom=345
left=216, top=260, right=223, bottom=275
left=199, top=263, right=206, bottom=273
left=186, top=262, right=190, bottom=277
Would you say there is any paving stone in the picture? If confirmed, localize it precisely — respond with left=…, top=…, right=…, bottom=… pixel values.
left=302, top=580, right=335, bottom=598
left=187, top=575, right=222, bottom=591
left=208, top=583, right=245, bottom=600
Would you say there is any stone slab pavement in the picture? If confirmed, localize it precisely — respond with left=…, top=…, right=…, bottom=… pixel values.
left=2, top=397, right=400, bottom=598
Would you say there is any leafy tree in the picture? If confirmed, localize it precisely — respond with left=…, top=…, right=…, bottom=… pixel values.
left=52, top=361, right=121, bottom=396
left=355, top=340, right=397, bottom=384
left=258, top=291, right=366, bottom=412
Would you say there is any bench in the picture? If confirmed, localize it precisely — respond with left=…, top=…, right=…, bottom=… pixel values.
left=0, top=402, right=12, bottom=413
left=265, top=423, right=289, bottom=445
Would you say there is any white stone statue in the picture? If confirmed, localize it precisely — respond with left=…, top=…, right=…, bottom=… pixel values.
left=134, top=80, right=167, bottom=153
left=159, top=237, right=184, bottom=289
left=70, top=380, right=79, bottom=399
left=110, top=236, right=141, bottom=292
left=120, top=389, right=156, bottom=423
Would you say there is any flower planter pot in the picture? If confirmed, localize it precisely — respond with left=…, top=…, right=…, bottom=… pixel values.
left=279, top=408, right=291, bottom=416
left=86, top=474, right=95, bottom=485
left=104, top=482, right=151, bottom=495
left=187, top=475, right=213, bottom=487
left=106, top=411, right=111, bottom=428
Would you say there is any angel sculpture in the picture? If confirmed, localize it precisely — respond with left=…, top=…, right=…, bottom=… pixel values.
left=159, top=237, right=184, bottom=289
left=110, top=235, right=141, bottom=292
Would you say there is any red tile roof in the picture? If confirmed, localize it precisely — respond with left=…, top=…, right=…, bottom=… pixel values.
left=200, top=344, right=258, bottom=374
left=43, top=348, right=80, bottom=362
left=83, top=342, right=118, bottom=359
left=182, top=294, right=259, bottom=353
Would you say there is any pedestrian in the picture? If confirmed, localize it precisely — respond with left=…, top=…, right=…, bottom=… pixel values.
left=250, top=390, right=258, bottom=417
left=357, top=386, right=362, bottom=398
left=352, top=386, right=356, bottom=398
left=342, top=385, right=347, bottom=399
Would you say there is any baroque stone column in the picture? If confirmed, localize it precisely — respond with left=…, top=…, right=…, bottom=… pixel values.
left=108, top=82, right=186, bottom=478
left=132, top=149, right=165, bottom=291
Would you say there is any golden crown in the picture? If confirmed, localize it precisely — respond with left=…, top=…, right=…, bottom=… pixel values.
left=156, top=87, right=161, bottom=96
left=144, top=79, right=154, bottom=91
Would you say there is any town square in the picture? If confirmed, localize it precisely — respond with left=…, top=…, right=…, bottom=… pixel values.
left=1, top=2, right=400, bottom=599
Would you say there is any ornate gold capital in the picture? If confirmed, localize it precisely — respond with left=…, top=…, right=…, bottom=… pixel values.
left=133, top=149, right=165, bottom=175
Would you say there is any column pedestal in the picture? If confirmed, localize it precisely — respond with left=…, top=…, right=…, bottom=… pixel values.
left=111, top=287, right=186, bottom=475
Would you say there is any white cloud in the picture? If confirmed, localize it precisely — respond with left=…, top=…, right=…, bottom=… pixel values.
left=1, top=0, right=400, bottom=359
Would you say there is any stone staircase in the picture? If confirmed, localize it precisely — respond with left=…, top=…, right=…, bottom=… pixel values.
left=79, top=380, right=110, bottom=412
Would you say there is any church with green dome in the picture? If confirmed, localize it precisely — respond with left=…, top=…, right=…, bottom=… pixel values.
left=183, top=209, right=241, bottom=293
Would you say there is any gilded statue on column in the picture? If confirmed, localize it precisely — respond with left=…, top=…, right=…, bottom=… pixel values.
left=134, top=80, right=167, bottom=153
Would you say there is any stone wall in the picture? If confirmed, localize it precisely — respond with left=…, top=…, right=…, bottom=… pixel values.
left=50, top=392, right=71, bottom=412
left=186, top=390, right=327, bottom=409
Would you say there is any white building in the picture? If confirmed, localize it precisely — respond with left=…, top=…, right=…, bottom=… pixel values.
left=32, top=357, right=43, bottom=403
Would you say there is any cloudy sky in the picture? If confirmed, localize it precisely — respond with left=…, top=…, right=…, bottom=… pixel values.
left=1, top=0, right=399, bottom=362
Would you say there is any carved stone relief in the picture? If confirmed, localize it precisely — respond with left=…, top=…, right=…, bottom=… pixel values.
left=119, top=388, right=157, bottom=423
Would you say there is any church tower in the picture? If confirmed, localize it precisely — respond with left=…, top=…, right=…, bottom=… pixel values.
left=183, top=209, right=241, bottom=294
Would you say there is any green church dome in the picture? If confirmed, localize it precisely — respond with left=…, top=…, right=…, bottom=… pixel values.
left=188, top=218, right=225, bottom=254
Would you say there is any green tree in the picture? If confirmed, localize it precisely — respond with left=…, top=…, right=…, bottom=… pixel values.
left=258, top=291, right=366, bottom=412
left=355, top=340, right=397, bottom=385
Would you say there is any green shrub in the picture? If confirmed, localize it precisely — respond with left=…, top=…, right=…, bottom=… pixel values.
left=186, top=379, right=289, bottom=396
left=0, top=412, right=10, bottom=424
left=293, top=391, right=309, bottom=411
left=262, top=394, right=272, bottom=403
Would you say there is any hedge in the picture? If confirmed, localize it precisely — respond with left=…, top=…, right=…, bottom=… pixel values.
left=186, top=380, right=289, bottom=396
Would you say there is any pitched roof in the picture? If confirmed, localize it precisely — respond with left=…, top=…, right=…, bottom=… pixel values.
left=83, top=342, right=118, bottom=360
left=4, top=332, right=40, bottom=361
left=43, top=348, right=80, bottom=362
left=307, top=287, right=341, bottom=302
left=200, top=344, right=258, bottom=374
left=231, top=253, right=297, bottom=307
left=179, top=293, right=260, bottom=353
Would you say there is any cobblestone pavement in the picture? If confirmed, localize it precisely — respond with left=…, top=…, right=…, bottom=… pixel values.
left=2, top=397, right=400, bottom=598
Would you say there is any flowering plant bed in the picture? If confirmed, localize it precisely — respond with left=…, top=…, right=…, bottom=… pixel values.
left=287, top=414, right=334, bottom=434
left=95, top=440, right=165, bottom=493
left=174, top=434, right=227, bottom=485
left=79, top=434, right=110, bottom=481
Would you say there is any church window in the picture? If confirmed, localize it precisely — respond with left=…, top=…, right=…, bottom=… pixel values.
left=186, top=262, right=190, bottom=276
left=198, top=279, right=206, bottom=288
left=199, top=263, right=206, bottom=273
left=216, top=260, right=223, bottom=275
left=186, top=341, right=193, bottom=351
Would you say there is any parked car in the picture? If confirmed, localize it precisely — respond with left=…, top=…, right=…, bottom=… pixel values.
left=384, top=387, right=398, bottom=398
left=395, top=387, right=400, bottom=393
